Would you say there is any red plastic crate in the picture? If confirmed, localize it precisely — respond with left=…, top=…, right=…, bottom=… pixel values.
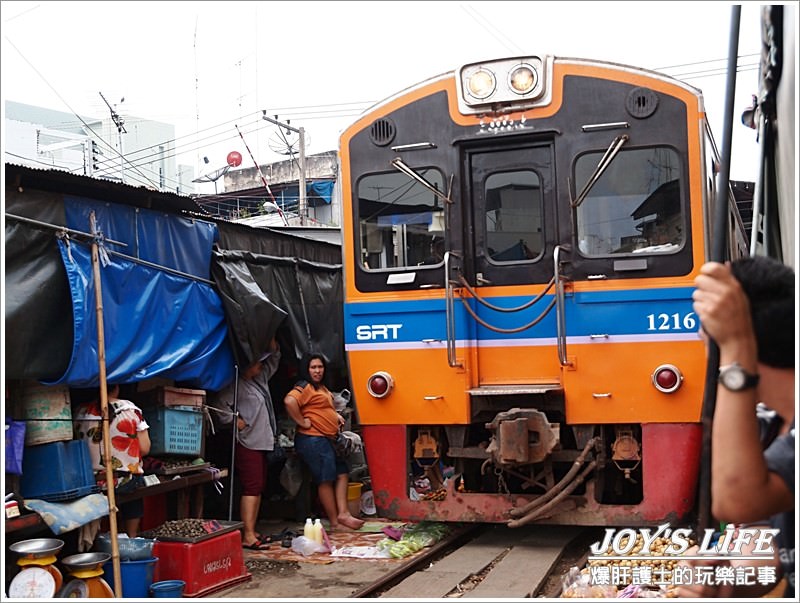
left=152, top=529, right=251, bottom=597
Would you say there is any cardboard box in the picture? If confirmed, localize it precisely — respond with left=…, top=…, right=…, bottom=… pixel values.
left=140, top=386, right=206, bottom=409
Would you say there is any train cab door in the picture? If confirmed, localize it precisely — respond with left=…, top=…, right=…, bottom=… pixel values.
left=461, top=143, right=561, bottom=386
left=552, top=144, right=698, bottom=425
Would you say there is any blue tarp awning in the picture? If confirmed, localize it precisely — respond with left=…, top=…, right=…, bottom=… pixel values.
left=273, top=180, right=333, bottom=211
left=44, top=196, right=236, bottom=390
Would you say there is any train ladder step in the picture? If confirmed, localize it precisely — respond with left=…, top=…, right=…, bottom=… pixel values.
left=468, top=384, right=562, bottom=396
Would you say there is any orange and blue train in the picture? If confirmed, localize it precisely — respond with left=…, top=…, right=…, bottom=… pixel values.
left=338, top=55, right=750, bottom=526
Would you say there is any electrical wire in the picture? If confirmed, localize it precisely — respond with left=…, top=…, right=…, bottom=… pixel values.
left=7, top=24, right=760, bottom=193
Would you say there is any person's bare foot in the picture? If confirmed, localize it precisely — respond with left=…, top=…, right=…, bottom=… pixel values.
left=337, top=513, right=365, bottom=530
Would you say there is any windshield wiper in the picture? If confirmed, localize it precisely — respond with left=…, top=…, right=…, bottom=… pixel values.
left=391, top=158, right=452, bottom=205
left=570, top=134, right=629, bottom=208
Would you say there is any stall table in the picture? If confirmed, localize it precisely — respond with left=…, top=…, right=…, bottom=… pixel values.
left=5, top=468, right=228, bottom=535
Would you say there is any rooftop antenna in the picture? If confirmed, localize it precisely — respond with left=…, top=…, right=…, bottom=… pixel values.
left=99, top=91, right=126, bottom=183
left=235, top=58, right=244, bottom=111
left=193, top=16, right=200, bottom=171
left=192, top=156, right=230, bottom=194
left=263, top=112, right=306, bottom=225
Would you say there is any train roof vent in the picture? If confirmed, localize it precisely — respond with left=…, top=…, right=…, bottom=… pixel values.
left=369, top=118, right=396, bottom=146
left=625, top=87, right=659, bottom=119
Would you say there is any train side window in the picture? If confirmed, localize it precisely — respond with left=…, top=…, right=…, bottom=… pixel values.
left=356, top=168, right=445, bottom=270
left=485, top=170, right=543, bottom=262
left=574, top=147, right=685, bottom=257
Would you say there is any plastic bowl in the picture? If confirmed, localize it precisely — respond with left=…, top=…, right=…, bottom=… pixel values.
left=94, top=533, right=155, bottom=561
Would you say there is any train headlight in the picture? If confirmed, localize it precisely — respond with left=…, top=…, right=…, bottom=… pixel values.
left=457, top=56, right=550, bottom=114
left=367, top=371, right=394, bottom=398
left=466, top=68, right=496, bottom=100
left=651, top=364, right=683, bottom=393
left=508, top=64, right=537, bottom=95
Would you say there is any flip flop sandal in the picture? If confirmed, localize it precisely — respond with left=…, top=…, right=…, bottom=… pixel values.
left=267, top=528, right=297, bottom=542
left=277, top=530, right=298, bottom=548
left=243, top=540, right=270, bottom=550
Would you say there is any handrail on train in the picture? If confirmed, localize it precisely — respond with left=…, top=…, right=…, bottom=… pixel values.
left=554, top=245, right=573, bottom=367
left=457, top=275, right=555, bottom=313
left=444, top=250, right=462, bottom=368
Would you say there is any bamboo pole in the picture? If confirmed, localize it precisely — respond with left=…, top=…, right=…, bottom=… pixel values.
left=90, top=211, right=122, bottom=597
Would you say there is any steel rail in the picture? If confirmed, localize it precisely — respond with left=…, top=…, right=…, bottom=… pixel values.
left=348, top=524, right=483, bottom=598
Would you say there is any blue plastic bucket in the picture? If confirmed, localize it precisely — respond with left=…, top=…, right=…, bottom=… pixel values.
left=150, top=579, right=185, bottom=598
left=102, top=556, right=158, bottom=598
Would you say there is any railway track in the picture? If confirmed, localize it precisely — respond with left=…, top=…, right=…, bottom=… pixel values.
left=353, top=523, right=600, bottom=599
left=220, top=522, right=602, bottom=599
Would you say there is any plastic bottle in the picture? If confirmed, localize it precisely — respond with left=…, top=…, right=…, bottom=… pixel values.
left=312, top=518, right=324, bottom=544
left=303, top=517, right=314, bottom=540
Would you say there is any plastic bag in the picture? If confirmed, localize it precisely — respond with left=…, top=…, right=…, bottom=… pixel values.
left=376, top=536, right=423, bottom=558
left=5, top=419, right=26, bottom=475
left=360, top=490, right=377, bottom=516
left=403, top=521, right=449, bottom=547
left=279, top=455, right=304, bottom=498
left=376, top=522, right=449, bottom=558
left=332, top=389, right=351, bottom=412
left=560, top=566, right=618, bottom=598
left=331, top=431, right=350, bottom=458
left=290, top=535, right=329, bottom=556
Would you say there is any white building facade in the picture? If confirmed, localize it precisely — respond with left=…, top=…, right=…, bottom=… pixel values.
left=4, top=100, right=195, bottom=194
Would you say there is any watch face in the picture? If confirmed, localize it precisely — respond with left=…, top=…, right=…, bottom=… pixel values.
left=719, top=364, right=758, bottom=391
left=722, top=368, right=746, bottom=390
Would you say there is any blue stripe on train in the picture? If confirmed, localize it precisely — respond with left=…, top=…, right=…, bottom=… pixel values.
left=344, top=287, right=697, bottom=344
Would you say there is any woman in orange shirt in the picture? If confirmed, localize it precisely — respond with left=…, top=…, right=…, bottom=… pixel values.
left=284, top=353, right=364, bottom=530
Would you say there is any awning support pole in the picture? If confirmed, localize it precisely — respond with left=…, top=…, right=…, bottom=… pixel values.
left=90, top=211, right=122, bottom=597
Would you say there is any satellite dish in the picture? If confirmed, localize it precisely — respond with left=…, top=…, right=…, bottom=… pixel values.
left=267, top=127, right=310, bottom=157
left=268, top=129, right=299, bottom=156
left=192, top=165, right=230, bottom=183
left=192, top=163, right=231, bottom=193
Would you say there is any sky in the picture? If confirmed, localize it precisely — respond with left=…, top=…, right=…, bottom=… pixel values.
left=1, top=1, right=770, bottom=195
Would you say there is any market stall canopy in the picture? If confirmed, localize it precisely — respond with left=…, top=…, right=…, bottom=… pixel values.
left=211, top=250, right=344, bottom=380
left=5, top=163, right=345, bottom=390
left=43, top=195, right=235, bottom=390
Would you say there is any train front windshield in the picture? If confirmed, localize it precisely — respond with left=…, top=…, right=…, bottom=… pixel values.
left=357, top=169, right=446, bottom=270
left=574, top=147, right=685, bottom=256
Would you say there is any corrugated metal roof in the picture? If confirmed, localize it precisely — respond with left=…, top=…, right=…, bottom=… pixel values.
left=5, top=162, right=206, bottom=215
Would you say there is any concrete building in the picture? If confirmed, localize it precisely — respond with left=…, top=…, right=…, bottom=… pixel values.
left=4, top=100, right=195, bottom=194
left=200, top=150, right=341, bottom=228
left=4, top=101, right=342, bottom=233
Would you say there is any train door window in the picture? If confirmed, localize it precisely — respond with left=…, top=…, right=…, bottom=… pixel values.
left=485, top=170, right=543, bottom=263
left=356, top=168, right=445, bottom=270
left=574, top=147, right=685, bottom=256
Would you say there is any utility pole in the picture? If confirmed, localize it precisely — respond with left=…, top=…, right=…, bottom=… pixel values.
left=99, top=92, right=126, bottom=183
left=262, top=111, right=306, bottom=225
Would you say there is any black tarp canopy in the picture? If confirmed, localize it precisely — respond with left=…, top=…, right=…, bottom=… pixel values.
left=4, top=163, right=345, bottom=390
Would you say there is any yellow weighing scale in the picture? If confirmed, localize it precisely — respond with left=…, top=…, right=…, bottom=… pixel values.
left=8, top=538, right=65, bottom=598
left=59, top=552, right=114, bottom=598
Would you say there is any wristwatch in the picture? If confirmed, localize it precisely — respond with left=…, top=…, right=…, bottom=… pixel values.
left=718, top=362, right=760, bottom=391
